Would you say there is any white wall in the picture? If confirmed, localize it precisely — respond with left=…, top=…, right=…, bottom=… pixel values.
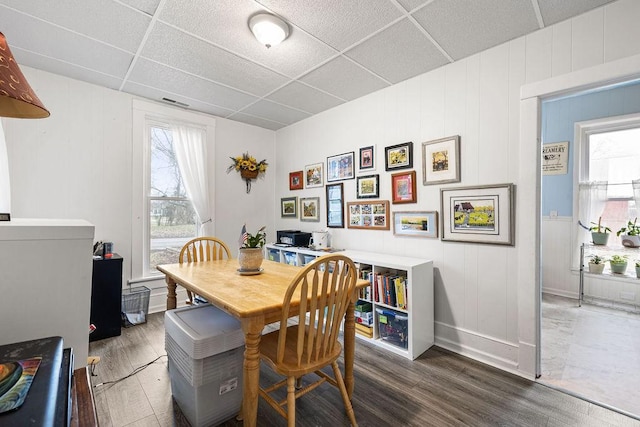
left=275, top=0, right=640, bottom=377
left=2, top=67, right=276, bottom=313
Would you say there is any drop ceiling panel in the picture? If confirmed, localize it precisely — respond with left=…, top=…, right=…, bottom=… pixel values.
left=412, top=0, right=540, bottom=60
left=0, top=8, right=134, bottom=78
left=537, top=0, right=616, bottom=26
left=14, top=48, right=124, bottom=92
left=300, top=56, right=389, bottom=101
left=127, top=59, right=258, bottom=111
left=120, top=0, right=161, bottom=16
left=0, top=1, right=150, bottom=53
left=228, top=113, right=285, bottom=131
left=159, top=0, right=337, bottom=78
left=257, top=0, right=404, bottom=51
left=141, top=23, right=289, bottom=97
left=397, top=0, right=430, bottom=12
left=266, top=82, right=344, bottom=114
left=123, top=82, right=237, bottom=118
left=346, top=18, right=450, bottom=84
left=240, top=99, right=311, bottom=125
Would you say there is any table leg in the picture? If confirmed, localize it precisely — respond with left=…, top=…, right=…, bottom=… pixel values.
left=241, top=317, right=264, bottom=427
left=166, top=276, right=177, bottom=310
left=344, top=301, right=356, bottom=399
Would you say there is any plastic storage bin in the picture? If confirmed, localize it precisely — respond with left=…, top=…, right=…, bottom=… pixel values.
left=121, top=286, right=150, bottom=327
left=302, top=255, right=316, bottom=265
left=283, top=251, right=298, bottom=266
left=268, top=249, right=280, bottom=262
left=376, top=307, right=408, bottom=349
left=165, top=304, right=245, bottom=426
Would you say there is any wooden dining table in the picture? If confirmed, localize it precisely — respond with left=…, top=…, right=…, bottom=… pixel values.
left=157, top=258, right=368, bottom=427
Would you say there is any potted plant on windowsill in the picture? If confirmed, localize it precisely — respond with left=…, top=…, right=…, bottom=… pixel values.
left=238, top=225, right=266, bottom=273
left=616, top=218, right=640, bottom=248
left=609, top=254, right=629, bottom=275
left=587, top=254, right=606, bottom=274
left=589, top=216, right=611, bottom=245
left=635, top=261, right=640, bottom=279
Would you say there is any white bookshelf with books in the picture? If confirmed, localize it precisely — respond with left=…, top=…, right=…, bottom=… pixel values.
left=264, top=244, right=434, bottom=360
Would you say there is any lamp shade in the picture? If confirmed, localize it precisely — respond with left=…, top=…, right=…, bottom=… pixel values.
left=0, top=32, right=49, bottom=119
left=249, top=13, right=290, bottom=48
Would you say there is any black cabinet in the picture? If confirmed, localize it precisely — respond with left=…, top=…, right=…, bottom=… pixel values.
left=90, top=254, right=123, bottom=341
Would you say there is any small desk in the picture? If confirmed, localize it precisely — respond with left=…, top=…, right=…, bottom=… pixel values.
left=157, top=259, right=367, bottom=427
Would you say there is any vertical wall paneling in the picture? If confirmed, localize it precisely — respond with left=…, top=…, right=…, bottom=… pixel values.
left=525, top=26, right=553, bottom=84
left=571, top=8, right=605, bottom=71
left=551, top=20, right=572, bottom=77
left=604, top=0, right=640, bottom=63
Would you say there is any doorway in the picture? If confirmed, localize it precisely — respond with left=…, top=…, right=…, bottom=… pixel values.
left=534, top=75, right=640, bottom=418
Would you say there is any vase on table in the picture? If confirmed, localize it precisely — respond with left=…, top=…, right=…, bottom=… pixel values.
left=238, top=247, right=264, bottom=271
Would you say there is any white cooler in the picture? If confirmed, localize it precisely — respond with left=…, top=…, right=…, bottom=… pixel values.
left=165, top=304, right=245, bottom=427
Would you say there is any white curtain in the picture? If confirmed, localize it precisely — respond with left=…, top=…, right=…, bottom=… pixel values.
left=573, top=181, right=608, bottom=267
left=171, top=124, right=213, bottom=236
left=633, top=179, right=640, bottom=213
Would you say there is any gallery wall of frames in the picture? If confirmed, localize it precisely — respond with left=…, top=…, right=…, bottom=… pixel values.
left=280, top=135, right=515, bottom=246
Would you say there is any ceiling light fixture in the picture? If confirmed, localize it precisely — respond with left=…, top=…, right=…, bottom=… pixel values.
left=249, top=13, right=290, bottom=49
left=0, top=32, right=50, bottom=221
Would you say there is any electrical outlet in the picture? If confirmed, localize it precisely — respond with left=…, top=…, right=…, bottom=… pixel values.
left=550, top=210, right=558, bottom=218
left=87, top=356, right=101, bottom=365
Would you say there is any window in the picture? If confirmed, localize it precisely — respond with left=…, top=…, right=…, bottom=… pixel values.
left=148, top=123, right=197, bottom=273
left=132, top=100, right=216, bottom=281
left=576, top=114, right=640, bottom=273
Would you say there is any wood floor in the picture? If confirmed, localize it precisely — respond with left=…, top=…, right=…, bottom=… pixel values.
left=89, top=312, right=640, bottom=427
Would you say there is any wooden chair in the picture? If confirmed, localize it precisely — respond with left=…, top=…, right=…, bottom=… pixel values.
left=178, top=237, right=231, bottom=305
left=258, top=254, right=359, bottom=427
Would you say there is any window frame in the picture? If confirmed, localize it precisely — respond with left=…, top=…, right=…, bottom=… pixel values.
left=132, top=100, right=216, bottom=281
left=573, top=112, right=640, bottom=269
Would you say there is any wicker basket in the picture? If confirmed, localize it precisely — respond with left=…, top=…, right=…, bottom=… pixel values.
left=240, top=169, right=259, bottom=179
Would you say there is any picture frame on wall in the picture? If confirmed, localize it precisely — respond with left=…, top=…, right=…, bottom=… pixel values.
left=391, top=170, right=417, bottom=204
left=300, top=197, right=320, bottom=222
left=304, top=163, right=323, bottom=188
left=326, top=183, right=344, bottom=228
left=281, top=197, right=298, bottom=218
left=356, top=174, right=379, bottom=199
left=384, top=141, right=413, bottom=171
left=289, top=171, right=304, bottom=190
left=393, top=211, right=438, bottom=238
left=440, top=183, right=515, bottom=245
left=422, top=135, right=461, bottom=185
left=326, top=152, right=355, bottom=182
left=346, top=200, right=390, bottom=230
left=358, top=145, right=375, bottom=172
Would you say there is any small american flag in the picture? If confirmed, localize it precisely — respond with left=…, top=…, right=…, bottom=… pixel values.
left=239, top=223, right=248, bottom=247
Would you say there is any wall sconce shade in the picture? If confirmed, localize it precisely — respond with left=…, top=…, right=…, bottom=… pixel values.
left=249, top=13, right=290, bottom=48
left=0, top=32, right=50, bottom=118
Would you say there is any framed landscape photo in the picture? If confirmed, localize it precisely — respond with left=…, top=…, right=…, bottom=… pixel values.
left=289, top=171, right=303, bottom=190
left=356, top=174, right=379, bottom=199
left=326, top=151, right=355, bottom=182
left=358, top=145, right=375, bottom=172
left=304, top=163, right=323, bottom=188
left=385, top=142, right=413, bottom=171
left=300, top=197, right=320, bottom=222
left=391, top=170, right=417, bottom=204
left=393, top=211, right=438, bottom=238
left=346, top=200, right=390, bottom=230
left=422, top=135, right=461, bottom=185
left=440, top=183, right=515, bottom=245
left=326, top=183, right=344, bottom=228
left=281, top=197, right=297, bottom=218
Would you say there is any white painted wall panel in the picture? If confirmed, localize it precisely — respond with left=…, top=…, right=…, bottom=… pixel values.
left=525, top=27, right=553, bottom=84
left=572, top=8, right=605, bottom=71
left=552, top=20, right=572, bottom=77
left=541, top=217, right=577, bottom=298
left=604, top=0, right=640, bottom=63
left=464, top=55, right=481, bottom=185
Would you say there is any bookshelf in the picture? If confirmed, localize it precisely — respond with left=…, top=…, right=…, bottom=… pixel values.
left=264, top=244, right=434, bottom=360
